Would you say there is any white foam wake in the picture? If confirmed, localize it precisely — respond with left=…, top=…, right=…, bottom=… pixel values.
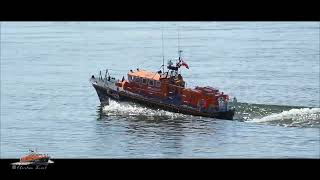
left=102, top=100, right=185, bottom=118
left=249, top=108, right=320, bottom=127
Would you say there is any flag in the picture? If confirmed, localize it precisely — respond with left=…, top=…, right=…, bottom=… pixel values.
left=176, top=59, right=189, bottom=69
left=181, top=60, right=189, bottom=69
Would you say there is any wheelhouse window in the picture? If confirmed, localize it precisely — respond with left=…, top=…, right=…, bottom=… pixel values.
left=149, top=80, right=154, bottom=86
left=135, top=77, right=141, bottom=83
left=142, top=78, right=147, bottom=85
left=156, top=81, right=161, bottom=87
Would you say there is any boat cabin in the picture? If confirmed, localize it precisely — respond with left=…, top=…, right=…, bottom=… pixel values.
left=120, top=68, right=185, bottom=99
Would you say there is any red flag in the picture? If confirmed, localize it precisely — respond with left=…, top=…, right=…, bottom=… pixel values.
left=181, top=60, right=189, bottom=69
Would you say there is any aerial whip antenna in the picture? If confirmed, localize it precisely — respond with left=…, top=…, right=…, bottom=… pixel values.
left=178, top=26, right=180, bottom=60
left=177, top=26, right=183, bottom=74
left=162, top=27, right=165, bottom=73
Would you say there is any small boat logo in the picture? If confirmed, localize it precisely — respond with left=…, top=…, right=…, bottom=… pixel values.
left=11, top=149, right=54, bottom=170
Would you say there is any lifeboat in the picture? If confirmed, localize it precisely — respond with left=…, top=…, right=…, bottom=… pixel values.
left=20, top=149, right=50, bottom=163
left=90, top=50, right=236, bottom=120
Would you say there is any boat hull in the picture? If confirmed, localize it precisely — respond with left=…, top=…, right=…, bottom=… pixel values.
left=92, top=83, right=235, bottom=120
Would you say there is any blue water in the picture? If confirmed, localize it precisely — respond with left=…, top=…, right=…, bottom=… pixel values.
left=1, top=22, right=319, bottom=158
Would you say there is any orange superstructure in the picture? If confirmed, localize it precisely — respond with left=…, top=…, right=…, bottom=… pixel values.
left=115, top=66, right=229, bottom=113
left=128, top=69, right=161, bottom=81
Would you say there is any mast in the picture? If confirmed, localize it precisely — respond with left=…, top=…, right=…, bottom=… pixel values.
left=178, top=26, right=180, bottom=60
left=162, top=27, right=165, bottom=73
left=178, top=26, right=182, bottom=75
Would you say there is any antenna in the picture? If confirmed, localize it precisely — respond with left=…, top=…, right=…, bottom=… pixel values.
left=162, top=27, right=165, bottom=73
left=178, top=26, right=180, bottom=60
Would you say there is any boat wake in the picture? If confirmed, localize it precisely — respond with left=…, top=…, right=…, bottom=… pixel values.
left=101, top=100, right=320, bottom=128
left=102, top=100, right=187, bottom=119
left=248, top=108, right=320, bottom=128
